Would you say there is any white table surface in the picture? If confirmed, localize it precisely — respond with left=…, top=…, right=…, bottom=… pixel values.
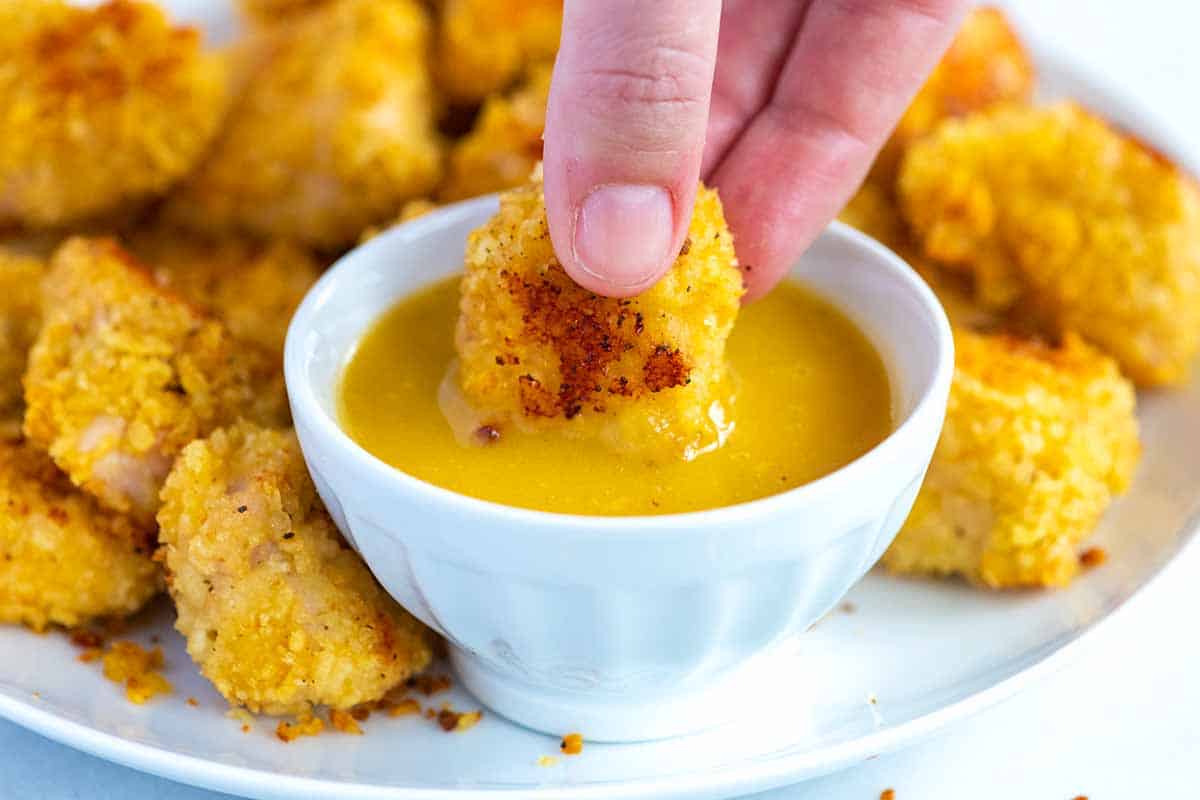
left=4, top=1, right=1197, bottom=798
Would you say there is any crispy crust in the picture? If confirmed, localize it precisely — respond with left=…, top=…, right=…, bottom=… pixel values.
left=22, top=237, right=286, bottom=525
left=434, top=0, right=561, bottom=104
left=884, top=331, right=1140, bottom=588
left=0, top=0, right=229, bottom=227
left=157, top=423, right=435, bottom=715
left=0, top=439, right=160, bottom=630
left=165, top=0, right=442, bottom=248
left=899, top=102, right=1200, bottom=386
left=438, top=62, right=551, bottom=202
left=455, top=169, right=744, bottom=460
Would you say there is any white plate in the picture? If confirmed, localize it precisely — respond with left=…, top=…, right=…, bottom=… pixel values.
left=2, top=5, right=1198, bottom=799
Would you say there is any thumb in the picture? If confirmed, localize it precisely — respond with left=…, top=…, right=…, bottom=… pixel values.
left=543, top=0, right=721, bottom=297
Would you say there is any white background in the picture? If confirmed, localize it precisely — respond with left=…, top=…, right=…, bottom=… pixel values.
left=2, top=1, right=1197, bottom=797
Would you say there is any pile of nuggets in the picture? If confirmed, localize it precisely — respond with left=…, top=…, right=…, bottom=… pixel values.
left=0, top=0, right=561, bottom=720
left=0, top=0, right=1193, bottom=726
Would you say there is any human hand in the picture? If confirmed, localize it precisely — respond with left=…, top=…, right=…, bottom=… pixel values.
left=542, top=0, right=968, bottom=301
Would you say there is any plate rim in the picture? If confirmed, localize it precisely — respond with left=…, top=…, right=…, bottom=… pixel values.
left=1, top=41, right=1197, bottom=800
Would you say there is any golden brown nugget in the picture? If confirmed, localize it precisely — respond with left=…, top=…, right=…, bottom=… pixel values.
left=0, top=0, right=228, bottom=227
left=158, top=423, right=434, bottom=715
left=166, top=0, right=442, bottom=249
left=0, top=439, right=160, bottom=631
left=127, top=228, right=321, bottom=360
left=455, top=170, right=744, bottom=461
left=435, top=0, right=561, bottom=104
left=838, top=182, right=999, bottom=332
left=884, top=331, right=1139, bottom=589
left=0, top=249, right=45, bottom=432
left=872, top=6, right=1034, bottom=183
left=899, top=102, right=1200, bottom=386
left=438, top=63, right=551, bottom=202
left=23, top=238, right=285, bottom=526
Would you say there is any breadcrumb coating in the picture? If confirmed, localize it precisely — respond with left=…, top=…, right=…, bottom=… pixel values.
left=22, top=238, right=286, bottom=526
left=128, top=227, right=321, bottom=359
left=873, top=6, right=1034, bottom=182
left=435, top=0, right=561, bottom=104
left=456, top=169, right=744, bottom=461
left=438, top=62, right=551, bottom=202
left=899, top=102, right=1200, bottom=386
left=158, top=423, right=434, bottom=715
left=0, top=0, right=229, bottom=227
left=166, top=0, right=442, bottom=248
left=0, top=439, right=160, bottom=631
left=0, top=249, right=45, bottom=433
left=884, top=331, right=1139, bottom=588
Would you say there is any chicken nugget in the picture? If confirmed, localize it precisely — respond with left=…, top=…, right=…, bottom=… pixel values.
left=0, top=0, right=228, bottom=228
left=884, top=331, right=1139, bottom=588
left=899, top=102, right=1200, bottom=386
left=872, top=6, right=1034, bottom=183
left=0, top=439, right=160, bottom=631
left=0, top=249, right=45, bottom=434
left=455, top=169, right=743, bottom=461
left=22, top=238, right=285, bottom=526
left=128, top=228, right=321, bottom=360
left=158, top=423, right=434, bottom=715
left=166, top=0, right=442, bottom=249
left=438, top=62, right=551, bottom=202
left=435, top=0, right=561, bottom=104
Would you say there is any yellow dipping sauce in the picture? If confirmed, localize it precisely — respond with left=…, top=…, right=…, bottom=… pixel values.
left=339, top=277, right=892, bottom=516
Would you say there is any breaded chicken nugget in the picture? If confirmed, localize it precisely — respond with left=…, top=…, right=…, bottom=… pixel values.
left=899, top=103, right=1200, bottom=386
left=872, top=6, right=1034, bottom=183
left=438, top=62, right=551, bottom=202
left=128, top=228, right=321, bottom=359
left=0, top=249, right=45, bottom=433
left=435, top=0, right=561, bottom=104
left=839, top=182, right=999, bottom=332
left=884, top=331, right=1139, bottom=588
left=456, top=169, right=743, bottom=461
left=0, top=439, right=160, bottom=631
left=158, top=423, right=434, bottom=715
left=23, top=238, right=286, bottom=526
left=166, top=0, right=442, bottom=249
left=0, top=0, right=228, bottom=227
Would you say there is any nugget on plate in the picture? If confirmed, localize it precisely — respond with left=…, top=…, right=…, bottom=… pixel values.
left=899, top=102, right=1200, bottom=386
left=166, top=0, right=442, bottom=249
left=158, top=422, right=434, bottom=715
left=22, top=238, right=285, bottom=525
left=438, top=62, right=551, bottom=202
left=872, top=6, right=1034, bottom=183
left=0, top=249, right=45, bottom=433
left=0, top=0, right=228, bottom=227
left=884, top=331, right=1139, bottom=588
left=128, top=228, right=321, bottom=359
left=435, top=0, right=561, bottom=104
left=0, top=439, right=160, bottom=631
left=455, top=169, right=743, bottom=461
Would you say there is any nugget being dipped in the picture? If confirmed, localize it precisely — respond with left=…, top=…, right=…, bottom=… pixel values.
left=23, top=238, right=285, bottom=525
left=455, top=172, right=744, bottom=461
left=435, top=0, right=561, bottom=104
left=884, top=331, right=1139, bottom=588
left=0, top=0, right=228, bottom=227
left=128, top=228, right=321, bottom=359
left=0, top=440, right=160, bottom=631
left=899, top=102, right=1200, bottom=386
left=166, top=0, right=442, bottom=249
left=158, top=423, right=434, bottom=715
left=438, top=62, right=551, bottom=202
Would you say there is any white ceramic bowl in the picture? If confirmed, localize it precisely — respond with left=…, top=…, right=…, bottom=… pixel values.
left=285, top=196, right=953, bottom=742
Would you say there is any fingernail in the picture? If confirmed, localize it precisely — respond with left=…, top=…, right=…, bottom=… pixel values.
left=573, top=184, right=674, bottom=290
